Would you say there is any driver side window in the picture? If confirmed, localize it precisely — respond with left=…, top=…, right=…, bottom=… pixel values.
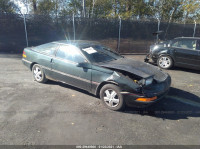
left=56, top=45, right=86, bottom=63
left=171, top=40, right=179, bottom=48
left=171, top=39, right=196, bottom=50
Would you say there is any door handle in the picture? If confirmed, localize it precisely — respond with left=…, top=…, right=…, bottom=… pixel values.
left=50, top=58, right=54, bottom=63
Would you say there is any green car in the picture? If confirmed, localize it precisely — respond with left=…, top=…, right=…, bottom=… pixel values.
left=22, top=40, right=171, bottom=111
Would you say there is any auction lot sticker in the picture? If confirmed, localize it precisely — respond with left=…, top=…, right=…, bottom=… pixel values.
left=82, top=47, right=97, bottom=54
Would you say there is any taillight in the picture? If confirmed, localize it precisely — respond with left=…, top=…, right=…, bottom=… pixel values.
left=22, top=50, right=27, bottom=58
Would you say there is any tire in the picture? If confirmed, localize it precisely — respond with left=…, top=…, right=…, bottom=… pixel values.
left=157, top=55, right=173, bottom=69
left=32, top=64, right=48, bottom=83
left=100, top=84, right=125, bottom=111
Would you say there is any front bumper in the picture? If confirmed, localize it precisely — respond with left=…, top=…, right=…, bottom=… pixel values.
left=144, top=53, right=157, bottom=63
left=122, top=75, right=171, bottom=108
left=144, top=53, right=151, bottom=62
left=123, top=89, right=169, bottom=108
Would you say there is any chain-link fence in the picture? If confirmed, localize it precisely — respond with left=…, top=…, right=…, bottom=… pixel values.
left=0, top=13, right=199, bottom=54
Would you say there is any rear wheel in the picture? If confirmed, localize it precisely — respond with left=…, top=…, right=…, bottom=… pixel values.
left=157, top=55, right=173, bottom=69
left=32, top=64, right=47, bottom=83
left=100, top=84, right=125, bottom=111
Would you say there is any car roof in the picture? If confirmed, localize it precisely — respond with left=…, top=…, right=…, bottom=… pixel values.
left=175, top=37, right=200, bottom=40
left=52, top=40, right=101, bottom=48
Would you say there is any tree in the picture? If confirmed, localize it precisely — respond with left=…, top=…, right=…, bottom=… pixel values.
left=14, top=0, right=200, bottom=23
left=19, top=0, right=29, bottom=14
left=59, top=0, right=82, bottom=16
left=26, top=0, right=38, bottom=14
left=181, top=0, right=200, bottom=23
left=37, top=0, right=56, bottom=15
left=132, top=0, right=152, bottom=19
left=0, top=0, right=20, bottom=13
left=148, top=0, right=183, bottom=21
left=18, top=0, right=38, bottom=14
left=92, top=0, right=112, bottom=18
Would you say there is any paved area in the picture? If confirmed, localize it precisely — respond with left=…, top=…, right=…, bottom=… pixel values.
left=0, top=54, right=200, bottom=145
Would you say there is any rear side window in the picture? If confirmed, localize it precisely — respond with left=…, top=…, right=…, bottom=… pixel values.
left=33, top=43, right=58, bottom=55
left=56, top=45, right=86, bottom=63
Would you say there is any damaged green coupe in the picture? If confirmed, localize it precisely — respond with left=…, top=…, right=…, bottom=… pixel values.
left=22, top=40, right=171, bottom=111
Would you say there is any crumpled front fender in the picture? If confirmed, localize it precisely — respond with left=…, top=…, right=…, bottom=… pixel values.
left=105, top=71, right=141, bottom=92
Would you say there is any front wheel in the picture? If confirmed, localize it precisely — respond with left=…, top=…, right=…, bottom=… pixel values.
left=100, top=84, right=125, bottom=111
left=157, top=55, right=173, bottom=69
left=32, top=64, right=48, bottom=83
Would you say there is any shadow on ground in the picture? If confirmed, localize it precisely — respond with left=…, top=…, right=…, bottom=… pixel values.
left=173, top=67, right=200, bottom=74
left=46, top=80, right=96, bottom=98
left=47, top=80, right=200, bottom=120
left=125, top=87, right=200, bottom=120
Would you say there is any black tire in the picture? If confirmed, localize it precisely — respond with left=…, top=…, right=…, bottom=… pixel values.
left=32, top=64, right=48, bottom=83
left=157, top=55, right=173, bottom=69
left=100, top=84, right=125, bottom=111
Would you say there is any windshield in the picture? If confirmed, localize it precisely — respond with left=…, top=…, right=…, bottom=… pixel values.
left=81, top=45, right=123, bottom=63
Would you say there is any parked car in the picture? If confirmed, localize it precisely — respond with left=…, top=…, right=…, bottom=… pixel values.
left=145, top=37, right=200, bottom=70
left=22, top=40, right=171, bottom=111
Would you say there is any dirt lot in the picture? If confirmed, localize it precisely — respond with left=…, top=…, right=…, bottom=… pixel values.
left=0, top=54, right=200, bottom=145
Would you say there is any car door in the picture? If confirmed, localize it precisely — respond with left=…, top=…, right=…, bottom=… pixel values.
left=51, top=44, right=91, bottom=91
left=34, top=43, right=59, bottom=78
left=171, top=39, right=199, bottom=67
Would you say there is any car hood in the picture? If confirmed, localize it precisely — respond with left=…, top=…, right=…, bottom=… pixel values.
left=98, top=58, right=169, bottom=82
left=153, top=40, right=171, bottom=47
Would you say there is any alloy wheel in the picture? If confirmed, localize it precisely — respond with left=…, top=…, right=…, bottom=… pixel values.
left=33, top=66, right=42, bottom=81
left=158, top=56, right=171, bottom=68
left=103, top=89, right=120, bottom=107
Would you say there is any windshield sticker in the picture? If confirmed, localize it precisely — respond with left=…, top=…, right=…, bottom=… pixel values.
left=82, top=47, right=97, bottom=54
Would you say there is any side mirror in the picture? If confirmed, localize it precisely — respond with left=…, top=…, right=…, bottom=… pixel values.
left=77, top=62, right=91, bottom=69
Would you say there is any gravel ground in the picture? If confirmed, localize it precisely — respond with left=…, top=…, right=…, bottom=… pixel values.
left=0, top=54, right=200, bottom=145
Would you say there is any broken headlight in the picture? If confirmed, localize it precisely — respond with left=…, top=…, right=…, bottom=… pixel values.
left=139, top=77, right=153, bottom=86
